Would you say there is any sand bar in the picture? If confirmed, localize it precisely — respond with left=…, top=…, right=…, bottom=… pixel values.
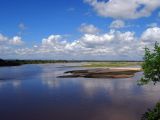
left=58, top=67, right=142, bottom=78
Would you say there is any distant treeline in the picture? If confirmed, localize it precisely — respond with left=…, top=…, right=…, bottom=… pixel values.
left=0, top=59, right=70, bottom=66
left=0, top=58, right=143, bottom=67
left=0, top=59, right=21, bottom=66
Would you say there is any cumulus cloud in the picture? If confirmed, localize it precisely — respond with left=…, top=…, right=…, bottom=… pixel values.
left=0, top=34, right=8, bottom=42
left=79, top=23, right=100, bottom=34
left=42, top=35, right=63, bottom=45
left=0, top=34, right=24, bottom=46
left=9, top=36, right=24, bottom=46
left=41, top=35, right=68, bottom=53
left=141, top=27, right=160, bottom=43
left=1, top=27, right=160, bottom=60
left=40, top=27, right=160, bottom=60
left=0, top=35, right=24, bottom=58
left=85, top=0, right=160, bottom=19
left=109, top=20, right=125, bottom=29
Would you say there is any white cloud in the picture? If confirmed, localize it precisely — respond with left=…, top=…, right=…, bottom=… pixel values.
left=79, top=23, right=100, bottom=34
left=9, top=36, right=24, bottom=46
left=41, top=35, right=67, bottom=52
left=0, top=34, right=8, bottom=42
left=141, top=27, right=160, bottom=43
left=42, top=35, right=63, bottom=45
left=85, top=0, right=160, bottom=19
left=110, top=20, right=125, bottom=29
left=1, top=27, right=160, bottom=60
left=80, top=32, right=114, bottom=46
left=24, top=30, right=140, bottom=59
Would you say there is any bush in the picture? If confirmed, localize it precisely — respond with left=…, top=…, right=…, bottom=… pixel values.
left=139, top=42, right=160, bottom=85
left=141, top=102, right=160, bottom=120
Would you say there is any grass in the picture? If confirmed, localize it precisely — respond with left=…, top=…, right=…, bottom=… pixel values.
left=82, top=62, right=142, bottom=67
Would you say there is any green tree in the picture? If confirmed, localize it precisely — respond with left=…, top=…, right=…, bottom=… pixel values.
left=139, top=42, right=160, bottom=85
left=141, top=102, right=160, bottom=120
left=139, top=42, right=160, bottom=120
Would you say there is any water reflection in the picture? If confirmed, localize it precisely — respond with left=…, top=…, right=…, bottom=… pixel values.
left=0, top=64, right=159, bottom=120
left=0, top=80, right=21, bottom=88
left=42, top=80, right=61, bottom=88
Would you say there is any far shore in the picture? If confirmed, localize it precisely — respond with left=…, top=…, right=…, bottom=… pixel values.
left=0, top=59, right=142, bottom=79
left=82, top=62, right=142, bottom=68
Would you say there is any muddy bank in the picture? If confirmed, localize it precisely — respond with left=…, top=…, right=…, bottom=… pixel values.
left=58, top=68, right=142, bottom=78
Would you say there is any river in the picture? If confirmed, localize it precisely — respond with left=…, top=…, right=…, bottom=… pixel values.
left=0, top=63, right=159, bottom=120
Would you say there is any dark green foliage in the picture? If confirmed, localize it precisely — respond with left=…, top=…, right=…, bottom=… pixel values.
left=0, top=59, right=71, bottom=67
left=139, top=42, right=160, bottom=120
left=139, top=42, right=160, bottom=85
left=141, top=102, right=160, bottom=120
left=0, top=59, right=21, bottom=66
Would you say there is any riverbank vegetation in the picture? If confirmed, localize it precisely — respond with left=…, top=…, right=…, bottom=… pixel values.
left=0, top=59, right=143, bottom=67
left=142, top=102, right=160, bottom=120
left=0, top=59, right=21, bottom=66
left=139, top=42, right=160, bottom=120
left=83, top=62, right=142, bottom=67
left=139, top=42, right=160, bottom=85
left=0, top=59, right=76, bottom=66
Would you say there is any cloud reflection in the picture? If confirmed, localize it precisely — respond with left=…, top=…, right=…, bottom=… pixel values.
left=0, top=80, right=21, bottom=88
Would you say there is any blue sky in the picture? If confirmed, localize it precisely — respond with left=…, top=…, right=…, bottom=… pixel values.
left=0, top=0, right=160, bottom=60
left=0, top=0, right=101, bottom=41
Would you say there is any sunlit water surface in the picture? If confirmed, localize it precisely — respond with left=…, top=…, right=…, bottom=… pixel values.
left=0, top=63, right=160, bottom=120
